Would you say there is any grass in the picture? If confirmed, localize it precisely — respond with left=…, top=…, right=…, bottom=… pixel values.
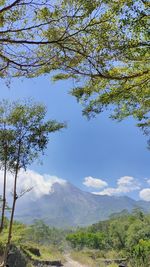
left=71, top=250, right=96, bottom=267
left=0, top=221, right=132, bottom=267
left=70, top=249, right=130, bottom=267
left=22, top=243, right=65, bottom=263
left=0, top=222, right=65, bottom=264
left=70, top=250, right=120, bottom=267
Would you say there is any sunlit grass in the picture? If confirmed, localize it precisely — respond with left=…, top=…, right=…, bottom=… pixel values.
left=71, top=250, right=96, bottom=267
left=0, top=221, right=65, bottom=263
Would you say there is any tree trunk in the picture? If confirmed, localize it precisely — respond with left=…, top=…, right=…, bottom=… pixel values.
left=0, top=160, right=7, bottom=234
left=0, top=126, right=8, bottom=234
left=3, top=195, right=17, bottom=266
left=3, top=142, right=20, bottom=267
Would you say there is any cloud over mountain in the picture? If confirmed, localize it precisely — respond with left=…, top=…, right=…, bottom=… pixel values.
left=83, top=176, right=108, bottom=188
left=93, top=176, right=140, bottom=196
left=0, top=169, right=66, bottom=200
left=0, top=169, right=148, bottom=204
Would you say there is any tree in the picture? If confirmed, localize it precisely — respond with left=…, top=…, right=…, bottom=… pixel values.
left=131, top=240, right=150, bottom=267
left=0, top=100, right=65, bottom=266
left=0, top=1, right=149, bottom=140
left=0, top=0, right=101, bottom=77
left=66, top=231, right=106, bottom=250
left=52, top=0, right=149, bottom=140
left=0, top=101, right=16, bottom=233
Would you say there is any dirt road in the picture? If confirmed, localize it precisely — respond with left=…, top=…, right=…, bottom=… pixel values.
left=63, top=254, right=88, bottom=267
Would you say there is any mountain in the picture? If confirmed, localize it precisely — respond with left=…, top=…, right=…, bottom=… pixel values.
left=15, top=182, right=150, bottom=227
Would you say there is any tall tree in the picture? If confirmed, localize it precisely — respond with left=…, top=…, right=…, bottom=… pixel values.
left=0, top=0, right=149, bottom=139
left=0, top=101, right=15, bottom=233
left=0, top=100, right=65, bottom=266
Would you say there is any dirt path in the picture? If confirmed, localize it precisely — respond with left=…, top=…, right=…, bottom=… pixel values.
left=63, top=254, right=88, bottom=267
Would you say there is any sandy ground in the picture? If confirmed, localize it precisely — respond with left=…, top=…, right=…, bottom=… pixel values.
left=63, top=254, right=88, bottom=267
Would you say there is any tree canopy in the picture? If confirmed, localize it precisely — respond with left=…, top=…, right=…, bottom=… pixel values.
left=66, top=210, right=150, bottom=266
left=0, top=99, right=65, bottom=266
left=0, top=0, right=149, bottom=138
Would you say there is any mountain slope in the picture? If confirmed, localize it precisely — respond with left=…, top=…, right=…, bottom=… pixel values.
left=15, top=182, right=150, bottom=227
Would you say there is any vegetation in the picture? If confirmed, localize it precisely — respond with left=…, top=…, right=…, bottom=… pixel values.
left=0, top=1, right=149, bottom=266
left=0, top=99, right=65, bottom=266
left=0, top=219, right=66, bottom=264
left=0, top=0, right=149, bottom=143
left=0, top=211, right=150, bottom=266
left=23, top=220, right=69, bottom=249
left=66, top=210, right=150, bottom=266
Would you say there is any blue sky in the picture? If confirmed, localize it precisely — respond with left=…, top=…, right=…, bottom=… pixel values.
left=1, top=75, right=150, bottom=201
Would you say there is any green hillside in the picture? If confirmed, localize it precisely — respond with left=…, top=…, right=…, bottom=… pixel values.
left=66, top=210, right=150, bottom=267
left=0, top=210, right=150, bottom=266
left=0, top=219, right=66, bottom=267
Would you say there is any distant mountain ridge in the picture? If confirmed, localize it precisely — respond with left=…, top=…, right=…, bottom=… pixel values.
left=15, top=182, right=150, bottom=227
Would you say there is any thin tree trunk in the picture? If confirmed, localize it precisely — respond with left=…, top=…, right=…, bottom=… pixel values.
left=3, top=168, right=18, bottom=266
left=3, top=142, right=20, bottom=266
left=0, top=124, right=7, bottom=234
left=0, top=160, right=7, bottom=234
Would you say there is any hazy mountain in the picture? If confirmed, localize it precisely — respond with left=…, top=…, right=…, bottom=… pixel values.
left=15, top=182, right=150, bottom=227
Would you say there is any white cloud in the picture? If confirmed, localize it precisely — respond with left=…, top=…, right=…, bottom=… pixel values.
left=83, top=176, right=108, bottom=189
left=147, top=179, right=150, bottom=185
left=0, top=169, right=66, bottom=201
left=93, top=188, right=119, bottom=196
left=139, top=188, right=150, bottom=202
left=93, top=176, right=140, bottom=196
left=117, top=176, right=140, bottom=192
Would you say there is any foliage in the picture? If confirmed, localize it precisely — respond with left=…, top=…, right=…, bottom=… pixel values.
left=131, top=239, right=150, bottom=267
left=0, top=220, right=66, bottom=263
left=67, top=231, right=105, bottom=250
left=23, top=220, right=68, bottom=248
left=0, top=1, right=149, bottom=139
left=44, top=1, right=149, bottom=142
left=0, top=100, right=16, bottom=232
left=66, top=211, right=150, bottom=266
left=0, top=212, right=150, bottom=266
left=0, top=99, right=66, bottom=265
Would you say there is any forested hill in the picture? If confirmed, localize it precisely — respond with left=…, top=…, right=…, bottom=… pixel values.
left=66, top=211, right=150, bottom=266
left=15, top=182, right=150, bottom=227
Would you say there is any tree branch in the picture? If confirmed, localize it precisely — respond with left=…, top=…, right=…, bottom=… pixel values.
left=0, top=0, right=21, bottom=14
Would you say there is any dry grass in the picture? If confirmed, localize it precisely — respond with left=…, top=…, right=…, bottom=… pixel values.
left=70, top=251, right=96, bottom=267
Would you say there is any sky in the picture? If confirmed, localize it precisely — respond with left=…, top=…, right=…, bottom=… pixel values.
left=0, top=75, right=150, bottom=201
